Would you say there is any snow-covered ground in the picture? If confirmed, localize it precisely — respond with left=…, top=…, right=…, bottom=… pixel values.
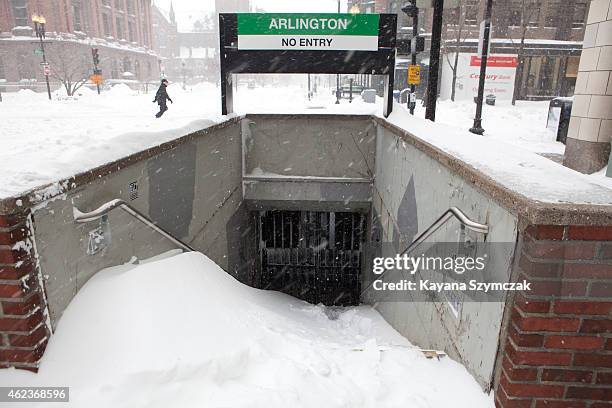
left=0, top=81, right=610, bottom=199
left=0, top=251, right=493, bottom=408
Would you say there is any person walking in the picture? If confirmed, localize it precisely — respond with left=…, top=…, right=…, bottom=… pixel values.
left=153, top=79, right=173, bottom=118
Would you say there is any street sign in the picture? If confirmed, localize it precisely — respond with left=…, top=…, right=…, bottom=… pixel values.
left=408, top=64, right=421, bottom=85
left=90, top=74, right=103, bottom=85
left=33, top=48, right=43, bottom=56
left=478, top=21, right=492, bottom=57
left=237, top=13, right=381, bottom=51
left=43, top=65, right=50, bottom=76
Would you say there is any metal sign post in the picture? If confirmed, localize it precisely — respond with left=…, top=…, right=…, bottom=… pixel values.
left=219, top=13, right=397, bottom=117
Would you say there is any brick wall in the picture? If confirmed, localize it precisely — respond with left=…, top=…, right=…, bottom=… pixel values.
left=495, top=225, right=612, bottom=408
left=0, top=211, right=50, bottom=371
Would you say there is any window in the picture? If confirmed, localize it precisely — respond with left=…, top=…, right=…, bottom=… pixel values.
left=544, top=0, right=559, bottom=28
left=0, top=56, right=5, bottom=79
left=72, top=0, right=82, bottom=31
left=10, top=0, right=28, bottom=27
left=128, top=21, right=135, bottom=42
left=115, top=0, right=124, bottom=11
left=572, top=2, right=588, bottom=29
left=101, top=0, right=111, bottom=6
left=464, top=0, right=479, bottom=26
left=527, top=1, right=541, bottom=27
left=127, top=0, right=135, bottom=14
left=102, top=13, right=111, bottom=36
left=116, top=16, right=124, bottom=39
left=508, top=6, right=521, bottom=27
left=123, top=57, right=132, bottom=73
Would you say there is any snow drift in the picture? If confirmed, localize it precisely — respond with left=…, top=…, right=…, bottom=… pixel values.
left=0, top=252, right=492, bottom=408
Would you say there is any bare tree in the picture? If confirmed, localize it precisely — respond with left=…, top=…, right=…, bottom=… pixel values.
left=509, top=0, right=541, bottom=105
left=47, top=45, right=90, bottom=96
left=441, top=0, right=476, bottom=102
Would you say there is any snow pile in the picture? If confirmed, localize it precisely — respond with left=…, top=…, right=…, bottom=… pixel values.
left=0, top=252, right=492, bottom=408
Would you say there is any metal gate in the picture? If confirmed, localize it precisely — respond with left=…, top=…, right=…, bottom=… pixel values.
left=256, top=211, right=365, bottom=306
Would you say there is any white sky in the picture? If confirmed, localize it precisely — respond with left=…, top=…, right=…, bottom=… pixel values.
left=154, top=0, right=348, bottom=31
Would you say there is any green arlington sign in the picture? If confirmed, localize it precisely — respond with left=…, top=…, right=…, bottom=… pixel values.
left=237, top=13, right=380, bottom=51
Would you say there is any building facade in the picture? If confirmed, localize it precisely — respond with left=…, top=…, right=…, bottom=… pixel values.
left=152, top=1, right=178, bottom=60
left=0, top=0, right=160, bottom=90
left=348, top=0, right=589, bottom=100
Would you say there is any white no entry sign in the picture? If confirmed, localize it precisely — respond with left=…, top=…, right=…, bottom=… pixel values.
left=237, top=13, right=380, bottom=51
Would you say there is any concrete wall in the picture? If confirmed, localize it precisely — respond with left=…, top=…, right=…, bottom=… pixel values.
left=31, top=121, right=244, bottom=329
left=242, top=114, right=376, bottom=212
left=362, top=123, right=519, bottom=389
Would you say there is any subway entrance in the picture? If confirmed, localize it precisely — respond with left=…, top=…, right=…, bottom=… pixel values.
left=255, top=210, right=366, bottom=306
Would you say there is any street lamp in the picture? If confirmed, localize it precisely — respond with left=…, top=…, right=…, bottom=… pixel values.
left=469, top=0, right=494, bottom=135
left=32, top=14, right=52, bottom=100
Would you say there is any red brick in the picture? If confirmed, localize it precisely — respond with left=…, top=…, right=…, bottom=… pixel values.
left=0, top=340, right=47, bottom=364
left=506, top=342, right=572, bottom=366
left=566, top=386, right=612, bottom=401
left=581, top=319, right=612, bottom=334
left=574, top=353, right=612, bottom=368
left=500, top=372, right=564, bottom=398
left=553, top=301, right=612, bottom=316
left=0, top=248, right=28, bottom=264
left=0, top=227, right=27, bottom=246
left=502, top=356, right=538, bottom=382
left=606, top=338, right=612, bottom=351
left=526, top=241, right=596, bottom=260
left=589, top=282, right=612, bottom=298
left=0, top=309, right=44, bottom=332
left=590, top=404, right=612, bottom=408
left=0, top=283, right=26, bottom=299
left=8, top=324, right=47, bottom=347
left=596, top=371, right=612, bottom=385
left=515, top=293, right=551, bottom=313
left=562, top=263, right=612, bottom=279
left=1, top=293, right=42, bottom=316
left=0, top=214, right=26, bottom=229
left=525, top=225, right=566, bottom=241
left=544, top=335, right=605, bottom=350
left=496, top=386, right=532, bottom=408
left=509, top=324, right=545, bottom=348
left=599, top=243, right=612, bottom=260
left=513, top=310, right=580, bottom=333
left=534, top=401, right=587, bottom=408
left=540, top=368, right=593, bottom=383
left=522, top=277, right=588, bottom=298
left=568, top=226, right=612, bottom=241
left=0, top=260, right=34, bottom=280
left=519, top=254, right=561, bottom=278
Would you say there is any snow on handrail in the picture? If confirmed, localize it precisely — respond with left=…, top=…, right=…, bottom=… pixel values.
left=73, top=199, right=194, bottom=253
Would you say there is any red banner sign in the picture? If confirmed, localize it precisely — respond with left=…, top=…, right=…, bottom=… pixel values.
left=470, top=56, right=518, bottom=68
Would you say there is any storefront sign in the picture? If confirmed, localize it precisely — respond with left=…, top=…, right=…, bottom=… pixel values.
left=237, top=13, right=380, bottom=51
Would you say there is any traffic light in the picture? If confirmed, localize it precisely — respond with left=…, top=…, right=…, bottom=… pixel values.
left=91, top=48, right=100, bottom=66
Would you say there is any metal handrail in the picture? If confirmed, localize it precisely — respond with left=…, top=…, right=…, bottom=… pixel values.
left=362, top=207, right=488, bottom=293
left=73, top=199, right=194, bottom=253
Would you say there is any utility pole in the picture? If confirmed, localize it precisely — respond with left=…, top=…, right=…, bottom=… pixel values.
left=32, top=14, right=52, bottom=100
left=335, top=0, right=341, bottom=104
left=425, top=0, right=444, bottom=121
left=469, top=0, right=493, bottom=135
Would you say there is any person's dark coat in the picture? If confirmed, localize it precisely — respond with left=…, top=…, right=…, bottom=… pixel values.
left=153, top=81, right=173, bottom=118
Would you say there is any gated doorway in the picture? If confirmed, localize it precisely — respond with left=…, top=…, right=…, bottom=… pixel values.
left=256, top=210, right=366, bottom=306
